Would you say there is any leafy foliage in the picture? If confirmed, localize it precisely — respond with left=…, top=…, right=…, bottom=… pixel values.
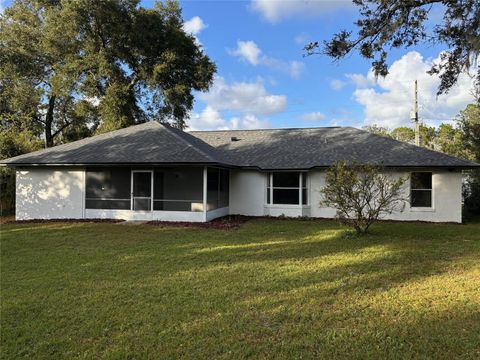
left=0, top=127, right=43, bottom=215
left=305, top=0, right=480, bottom=95
left=457, top=103, right=480, bottom=216
left=321, top=161, right=407, bottom=234
left=0, top=0, right=216, bottom=147
left=363, top=122, right=471, bottom=157
left=391, top=126, right=415, bottom=142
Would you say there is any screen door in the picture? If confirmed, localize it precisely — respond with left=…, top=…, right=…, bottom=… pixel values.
left=132, top=171, right=152, bottom=211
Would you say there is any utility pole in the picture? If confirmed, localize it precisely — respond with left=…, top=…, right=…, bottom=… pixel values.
left=413, top=80, right=422, bottom=147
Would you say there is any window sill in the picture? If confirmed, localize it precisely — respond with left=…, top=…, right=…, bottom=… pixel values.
left=410, top=207, right=435, bottom=212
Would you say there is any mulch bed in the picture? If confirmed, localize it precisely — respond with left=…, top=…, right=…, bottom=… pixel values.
left=3, top=218, right=125, bottom=225
left=146, top=215, right=252, bottom=230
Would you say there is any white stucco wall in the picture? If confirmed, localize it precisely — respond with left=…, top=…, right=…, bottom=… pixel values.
left=309, top=169, right=463, bottom=223
left=229, top=170, right=266, bottom=216
left=16, top=168, right=85, bottom=220
left=230, top=169, right=463, bottom=223
left=15, top=167, right=463, bottom=223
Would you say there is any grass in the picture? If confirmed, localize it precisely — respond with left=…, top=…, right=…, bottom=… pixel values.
left=1, top=219, right=479, bottom=359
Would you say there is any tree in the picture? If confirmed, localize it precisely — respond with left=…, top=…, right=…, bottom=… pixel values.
left=305, top=0, right=480, bottom=95
left=436, top=123, right=471, bottom=159
left=458, top=104, right=480, bottom=161
left=391, top=126, right=415, bottom=143
left=0, top=126, right=43, bottom=215
left=0, top=0, right=216, bottom=147
left=321, top=161, right=407, bottom=234
left=362, top=124, right=391, bottom=137
left=457, top=103, right=480, bottom=216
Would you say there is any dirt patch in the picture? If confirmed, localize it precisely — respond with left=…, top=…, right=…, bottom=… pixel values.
left=3, top=218, right=125, bottom=225
left=146, top=215, right=252, bottom=230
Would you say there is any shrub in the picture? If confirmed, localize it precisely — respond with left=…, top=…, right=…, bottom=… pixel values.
left=321, top=161, right=407, bottom=234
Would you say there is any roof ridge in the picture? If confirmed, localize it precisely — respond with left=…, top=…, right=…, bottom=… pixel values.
left=160, top=123, right=218, bottom=162
left=189, top=126, right=342, bottom=133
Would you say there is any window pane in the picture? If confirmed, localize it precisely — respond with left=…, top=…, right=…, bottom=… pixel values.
left=411, top=172, right=432, bottom=189
left=411, top=190, right=432, bottom=207
left=273, top=189, right=299, bottom=204
left=302, top=188, right=308, bottom=205
left=267, top=187, right=270, bottom=204
left=302, top=173, right=307, bottom=187
left=273, top=172, right=299, bottom=187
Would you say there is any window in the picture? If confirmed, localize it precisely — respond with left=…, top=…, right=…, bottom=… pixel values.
left=266, top=172, right=308, bottom=205
left=85, top=168, right=131, bottom=209
left=410, top=172, right=432, bottom=208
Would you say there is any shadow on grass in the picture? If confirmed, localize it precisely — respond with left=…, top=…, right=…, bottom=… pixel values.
left=1, top=219, right=479, bottom=358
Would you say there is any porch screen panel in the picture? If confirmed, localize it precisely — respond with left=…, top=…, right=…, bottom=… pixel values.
left=207, top=168, right=219, bottom=211
left=207, top=168, right=229, bottom=211
left=153, top=167, right=203, bottom=211
left=85, top=168, right=131, bottom=209
left=218, top=169, right=229, bottom=208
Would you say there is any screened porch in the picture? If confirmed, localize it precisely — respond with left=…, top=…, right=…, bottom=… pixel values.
left=84, top=166, right=229, bottom=221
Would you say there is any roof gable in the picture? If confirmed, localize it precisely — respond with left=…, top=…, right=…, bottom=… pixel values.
left=1, top=122, right=232, bottom=166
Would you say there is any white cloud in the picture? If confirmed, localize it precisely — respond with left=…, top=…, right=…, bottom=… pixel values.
left=229, top=40, right=305, bottom=79
left=330, top=79, right=346, bottom=91
left=189, top=76, right=283, bottom=130
left=199, top=76, right=287, bottom=116
left=349, top=51, right=476, bottom=128
left=183, top=16, right=207, bottom=35
left=294, top=33, right=310, bottom=46
left=228, top=40, right=262, bottom=65
left=288, top=60, right=305, bottom=79
left=345, top=72, right=376, bottom=88
left=188, top=108, right=270, bottom=131
left=301, top=112, right=326, bottom=122
left=229, top=114, right=270, bottom=130
left=250, top=0, right=352, bottom=23
left=188, top=106, right=226, bottom=130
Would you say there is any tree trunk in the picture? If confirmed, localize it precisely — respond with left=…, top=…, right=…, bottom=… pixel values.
left=45, top=95, right=56, bottom=148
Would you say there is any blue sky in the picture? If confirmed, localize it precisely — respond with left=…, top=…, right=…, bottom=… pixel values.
left=173, top=0, right=475, bottom=131
left=1, top=0, right=475, bottom=131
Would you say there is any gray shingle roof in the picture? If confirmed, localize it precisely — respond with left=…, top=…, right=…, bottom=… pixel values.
left=1, top=122, right=478, bottom=169
left=190, top=127, right=479, bottom=169
left=1, top=122, right=234, bottom=166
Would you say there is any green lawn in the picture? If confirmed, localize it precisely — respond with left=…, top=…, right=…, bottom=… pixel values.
left=1, top=219, right=479, bottom=359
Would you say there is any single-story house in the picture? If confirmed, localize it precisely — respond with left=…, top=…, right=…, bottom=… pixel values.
left=1, top=121, right=478, bottom=223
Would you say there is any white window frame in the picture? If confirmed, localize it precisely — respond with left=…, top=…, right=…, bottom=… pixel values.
left=410, top=171, right=434, bottom=211
left=266, top=172, right=308, bottom=206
